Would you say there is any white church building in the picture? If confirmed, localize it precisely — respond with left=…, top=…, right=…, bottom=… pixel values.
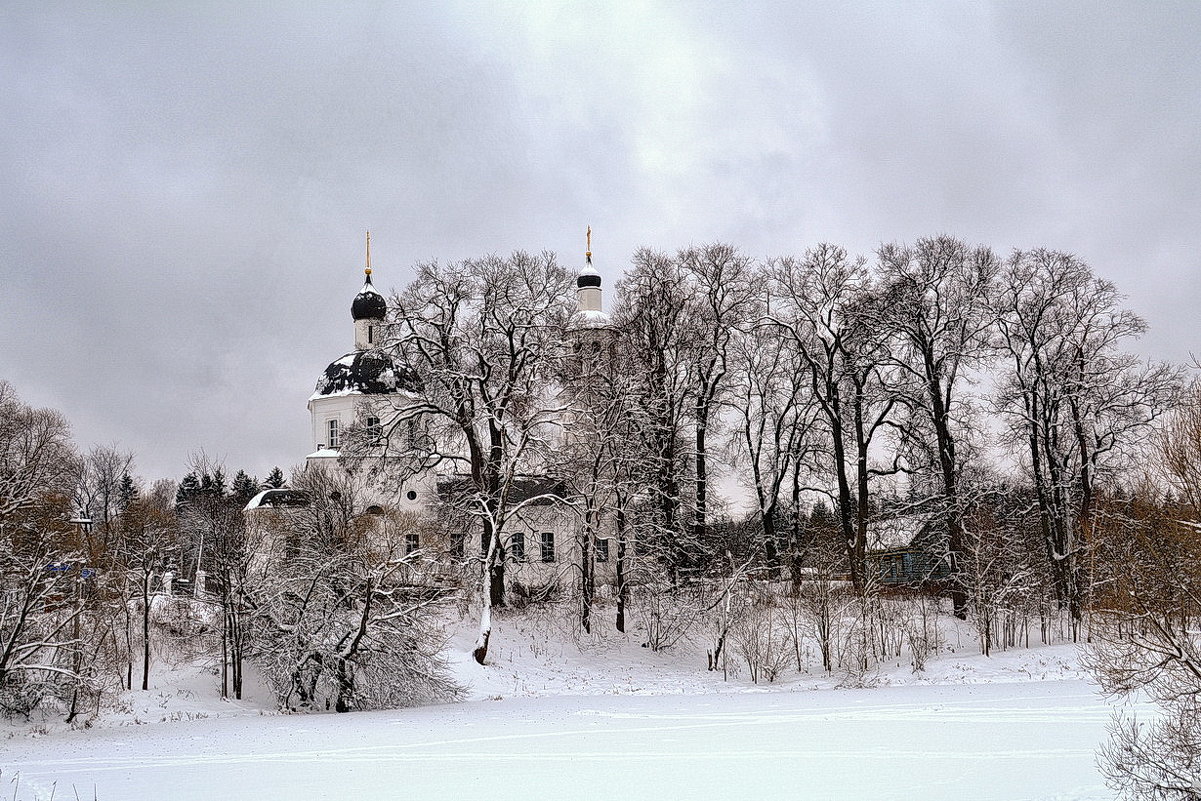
left=246, top=236, right=621, bottom=592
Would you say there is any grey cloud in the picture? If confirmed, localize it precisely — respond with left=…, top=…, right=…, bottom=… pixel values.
left=1, top=1, right=1198, bottom=481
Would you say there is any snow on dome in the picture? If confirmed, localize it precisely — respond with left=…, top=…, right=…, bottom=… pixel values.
left=576, top=263, right=602, bottom=289
left=351, top=274, right=387, bottom=320
left=313, top=349, right=421, bottom=398
left=568, top=308, right=612, bottom=329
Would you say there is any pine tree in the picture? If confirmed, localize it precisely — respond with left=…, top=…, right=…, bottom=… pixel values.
left=231, top=470, right=259, bottom=503
left=264, top=466, right=286, bottom=489
left=117, top=471, right=139, bottom=511
left=211, top=467, right=227, bottom=497
left=175, top=472, right=200, bottom=508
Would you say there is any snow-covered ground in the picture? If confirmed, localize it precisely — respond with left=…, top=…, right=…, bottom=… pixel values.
left=2, top=609, right=1123, bottom=800
left=5, top=681, right=1114, bottom=800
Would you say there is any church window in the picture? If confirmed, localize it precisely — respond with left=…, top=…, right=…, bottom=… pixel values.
left=510, top=532, right=526, bottom=562
left=327, top=419, right=340, bottom=448
left=366, top=416, right=381, bottom=442
left=406, top=490, right=418, bottom=501
left=540, top=532, right=555, bottom=563
left=595, top=537, right=609, bottom=563
left=405, top=532, right=420, bottom=555
left=368, top=325, right=374, bottom=344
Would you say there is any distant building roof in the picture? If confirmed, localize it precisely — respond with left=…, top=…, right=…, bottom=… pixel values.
left=437, top=476, right=569, bottom=506
left=244, top=488, right=311, bottom=511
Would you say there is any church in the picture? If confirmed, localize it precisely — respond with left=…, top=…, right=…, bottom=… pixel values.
left=246, top=233, right=622, bottom=593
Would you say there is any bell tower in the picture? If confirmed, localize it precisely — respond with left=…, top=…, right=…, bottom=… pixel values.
left=566, top=226, right=615, bottom=389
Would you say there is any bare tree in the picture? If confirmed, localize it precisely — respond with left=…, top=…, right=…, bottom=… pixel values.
left=875, top=236, right=1001, bottom=616
left=678, top=244, right=758, bottom=550
left=768, top=245, right=905, bottom=591
left=118, top=482, right=179, bottom=691
left=0, top=381, right=97, bottom=717
left=1089, top=485, right=1201, bottom=800
left=558, top=322, right=628, bottom=633
left=612, top=248, right=698, bottom=581
left=0, top=380, right=78, bottom=524
left=74, top=445, right=134, bottom=555
left=381, top=252, right=574, bottom=664
left=996, top=250, right=1182, bottom=627
left=728, top=288, right=817, bottom=574
left=176, top=456, right=250, bottom=699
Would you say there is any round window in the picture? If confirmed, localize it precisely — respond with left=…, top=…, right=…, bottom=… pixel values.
left=406, top=490, right=418, bottom=501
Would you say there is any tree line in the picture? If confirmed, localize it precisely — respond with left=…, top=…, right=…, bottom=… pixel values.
left=0, top=383, right=455, bottom=719
left=3, top=234, right=1198, bottom=796
left=367, top=237, right=1180, bottom=653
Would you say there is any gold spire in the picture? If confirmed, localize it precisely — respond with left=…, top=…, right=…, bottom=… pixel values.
left=586, top=225, right=592, bottom=264
left=365, top=230, right=372, bottom=276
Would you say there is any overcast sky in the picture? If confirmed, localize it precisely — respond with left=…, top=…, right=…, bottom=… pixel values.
left=2, top=2, right=1199, bottom=483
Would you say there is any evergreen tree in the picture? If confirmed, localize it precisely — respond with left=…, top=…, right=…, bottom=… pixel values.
left=231, top=470, right=259, bottom=503
left=117, top=471, right=139, bottom=511
left=175, top=472, right=200, bottom=508
left=211, top=467, right=227, bottom=497
left=264, top=466, right=286, bottom=489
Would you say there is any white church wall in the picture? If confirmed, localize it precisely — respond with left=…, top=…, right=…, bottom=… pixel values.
left=307, top=393, right=359, bottom=454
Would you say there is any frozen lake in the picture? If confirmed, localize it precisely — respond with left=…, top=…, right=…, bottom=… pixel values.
left=5, top=679, right=1112, bottom=800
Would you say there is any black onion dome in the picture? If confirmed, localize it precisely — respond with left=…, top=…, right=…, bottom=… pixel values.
left=314, top=350, right=421, bottom=397
left=351, top=274, right=387, bottom=320
left=577, top=272, right=601, bottom=288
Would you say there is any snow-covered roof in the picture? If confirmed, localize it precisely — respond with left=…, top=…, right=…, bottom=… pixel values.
left=438, top=476, right=569, bottom=506
left=305, top=448, right=341, bottom=459
left=312, top=349, right=421, bottom=398
left=867, top=514, right=938, bottom=552
left=568, top=308, right=612, bottom=329
left=244, top=488, right=310, bottom=511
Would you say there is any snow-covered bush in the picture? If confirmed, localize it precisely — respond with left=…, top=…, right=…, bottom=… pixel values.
left=633, top=582, right=702, bottom=652
left=731, top=598, right=793, bottom=683
left=247, top=467, right=460, bottom=712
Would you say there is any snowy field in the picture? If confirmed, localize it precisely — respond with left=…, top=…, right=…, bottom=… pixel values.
left=2, top=612, right=1127, bottom=800
left=5, top=680, right=1113, bottom=801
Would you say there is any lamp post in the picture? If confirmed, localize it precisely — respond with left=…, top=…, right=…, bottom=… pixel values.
left=65, top=509, right=93, bottom=722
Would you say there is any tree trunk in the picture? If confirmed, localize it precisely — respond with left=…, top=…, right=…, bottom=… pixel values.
left=615, top=499, right=628, bottom=633
left=694, top=407, right=709, bottom=549
left=580, top=514, right=595, bottom=634
left=141, top=572, right=151, bottom=691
